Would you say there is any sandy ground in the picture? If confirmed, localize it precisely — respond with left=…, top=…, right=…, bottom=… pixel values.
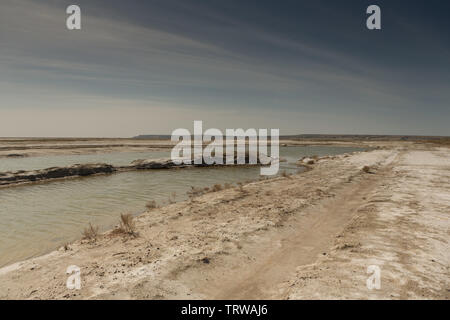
left=0, top=142, right=448, bottom=299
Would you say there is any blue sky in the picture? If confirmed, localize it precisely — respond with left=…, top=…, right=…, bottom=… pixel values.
left=0, top=0, right=449, bottom=137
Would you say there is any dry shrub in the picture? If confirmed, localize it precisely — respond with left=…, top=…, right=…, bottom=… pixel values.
left=281, top=170, right=291, bottom=178
left=187, top=186, right=204, bottom=198
left=118, top=213, right=137, bottom=236
left=236, top=182, right=247, bottom=194
left=168, top=192, right=176, bottom=204
left=146, top=200, right=157, bottom=210
left=201, top=257, right=210, bottom=264
left=362, top=166, right=371, bottom=173
left=82, top=223, right=99, bottom=240
left=421, top=138, right=450, bottom=146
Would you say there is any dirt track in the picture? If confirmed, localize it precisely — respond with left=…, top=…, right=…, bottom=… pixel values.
left=0, top=143, right=448, bottom=299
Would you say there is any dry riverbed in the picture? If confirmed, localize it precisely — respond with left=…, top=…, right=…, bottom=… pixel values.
left=0, top=142, right=448, bottom=299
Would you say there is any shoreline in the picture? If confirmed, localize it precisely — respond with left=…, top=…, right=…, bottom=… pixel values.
left=0, top=141, right=448, bottom=299
left=0, top=141, right=366, bottom=188
left=0, top=138, right=381, bottom=158
left=0, top=157, right=268, bottom=188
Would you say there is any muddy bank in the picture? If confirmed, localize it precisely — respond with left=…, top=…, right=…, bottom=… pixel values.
left=0, top=155, right=265, bottom=187
left=0, top=164, right=116, bottom=186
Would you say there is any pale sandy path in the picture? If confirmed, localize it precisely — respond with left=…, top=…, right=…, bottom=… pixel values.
left=181, top=150, right=399, bottom=299
left=280, top=146, right=449, bottom=299
left=214, top=163, right=391, bottom=299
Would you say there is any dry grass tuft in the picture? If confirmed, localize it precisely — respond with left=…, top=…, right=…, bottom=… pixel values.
left=281, top=170, right=292, bottom=178
left=362, top=166, right=371, bottom=173
left=145, top=200, right=158, bottom=210
left=420, top=138, right=450, bottom=146
left=118, top=213, right=138, bottom=237
left=188, top=186, right=204, bottom=198
left=82, top=223, right=99, bottom=240
left=168, top=192, right=177, bottom=204
left=236, top=182, right=248, bottom=194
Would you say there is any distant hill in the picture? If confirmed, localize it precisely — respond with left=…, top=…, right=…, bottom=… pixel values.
left=133, top=134, right=448, bottom=141
left=278, top=134, right=448, bottom=141
left=133, top=135, right=172, bottom=140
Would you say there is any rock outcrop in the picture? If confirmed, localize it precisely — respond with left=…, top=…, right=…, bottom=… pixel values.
left=131, top=158, right=181, bottom=169
left=130, top=156, right=264, bottom=169
left=5, top=153, right=27, bottom=158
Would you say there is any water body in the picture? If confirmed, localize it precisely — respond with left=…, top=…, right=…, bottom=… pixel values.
left=0, top=146, right=366, bottom=267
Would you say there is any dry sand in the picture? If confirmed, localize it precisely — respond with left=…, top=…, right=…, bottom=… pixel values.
left=0, top=142, right=448, bottom=299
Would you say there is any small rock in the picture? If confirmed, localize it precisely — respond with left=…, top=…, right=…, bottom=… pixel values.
left=201, top=257, right=210, bottom=264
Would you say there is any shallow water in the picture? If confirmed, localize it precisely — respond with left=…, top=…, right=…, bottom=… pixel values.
left=0, top=146, right=366, bottom=267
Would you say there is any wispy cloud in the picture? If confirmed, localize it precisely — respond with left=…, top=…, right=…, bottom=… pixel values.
left=1, top=0, right=449, bottom=136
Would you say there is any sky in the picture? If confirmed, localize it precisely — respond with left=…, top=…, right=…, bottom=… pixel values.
left=0, top=0, right=449, bottom=137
